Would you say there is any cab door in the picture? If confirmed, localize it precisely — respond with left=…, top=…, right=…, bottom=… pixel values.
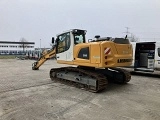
left=56, top=32, right=73, bottom=61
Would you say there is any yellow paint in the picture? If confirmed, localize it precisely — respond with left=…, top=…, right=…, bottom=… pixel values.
left=64, top=41, right=132, bottom=68
left=90, top=43, right=101, bottom=64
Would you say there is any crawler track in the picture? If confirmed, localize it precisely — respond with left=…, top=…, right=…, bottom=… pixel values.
left=110, top=68, right=131, bottom=83
left=50, top=67, right=108, bottom=92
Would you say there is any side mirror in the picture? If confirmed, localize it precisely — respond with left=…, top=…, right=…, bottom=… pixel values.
left=125, top=35, right=127, bottom=39
left=52, top=37, right=54, bottom=43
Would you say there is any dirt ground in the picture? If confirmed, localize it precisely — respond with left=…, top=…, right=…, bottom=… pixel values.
left=0, top=59, right=160, bottom=120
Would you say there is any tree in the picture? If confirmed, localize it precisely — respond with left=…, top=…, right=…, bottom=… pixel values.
left=19, top=37, right=28, bottom=53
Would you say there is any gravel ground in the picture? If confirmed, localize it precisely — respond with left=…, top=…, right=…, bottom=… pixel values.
left=0, top=59, right=160, bottom=120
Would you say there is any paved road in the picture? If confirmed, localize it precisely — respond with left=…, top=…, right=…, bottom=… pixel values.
left=0, top=59, right=160, bottom=120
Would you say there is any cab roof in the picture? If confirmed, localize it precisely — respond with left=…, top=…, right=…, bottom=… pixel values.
left=56, top=29, right=86, bottom=36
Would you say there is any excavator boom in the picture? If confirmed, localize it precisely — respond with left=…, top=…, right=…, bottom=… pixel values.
left=32, top=46, right=56, bottom=70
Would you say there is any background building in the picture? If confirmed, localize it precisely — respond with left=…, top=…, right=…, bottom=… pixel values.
left=0, top=41, right=43, bottom=59
left=0, top=41, right=35, bottom=55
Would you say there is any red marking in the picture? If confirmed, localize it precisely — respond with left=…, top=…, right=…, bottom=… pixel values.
left=104, top=48, right=111, bottom=55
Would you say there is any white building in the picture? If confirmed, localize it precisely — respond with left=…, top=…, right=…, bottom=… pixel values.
left=0, top=41, right=35, bottom=55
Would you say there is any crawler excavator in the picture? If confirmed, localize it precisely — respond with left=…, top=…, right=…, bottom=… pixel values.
left=32, top=29, right=133, bottom=92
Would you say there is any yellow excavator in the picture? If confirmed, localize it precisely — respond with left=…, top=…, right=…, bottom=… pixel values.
left=32, top=29, right=133, bottom=92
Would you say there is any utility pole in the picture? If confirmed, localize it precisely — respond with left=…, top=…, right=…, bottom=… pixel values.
left=40, top=39, right=41, bottom=50
left=125, top=27, right=130, bottom=36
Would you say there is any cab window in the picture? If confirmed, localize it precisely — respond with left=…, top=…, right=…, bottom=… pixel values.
left=74, top=35, right=85, bottom=44
left=57, top=32, right=70, bottom=53
left=73, top=30, right=85, bottom=45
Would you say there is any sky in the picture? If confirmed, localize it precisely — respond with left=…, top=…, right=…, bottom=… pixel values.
left=0, top=0, right=160, bottom=48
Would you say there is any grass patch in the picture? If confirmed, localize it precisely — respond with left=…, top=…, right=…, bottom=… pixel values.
left=0, top=55, right=16, bottom=59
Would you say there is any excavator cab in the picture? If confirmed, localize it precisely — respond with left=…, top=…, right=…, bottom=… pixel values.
left=54, top=29, right=86, bottom=62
